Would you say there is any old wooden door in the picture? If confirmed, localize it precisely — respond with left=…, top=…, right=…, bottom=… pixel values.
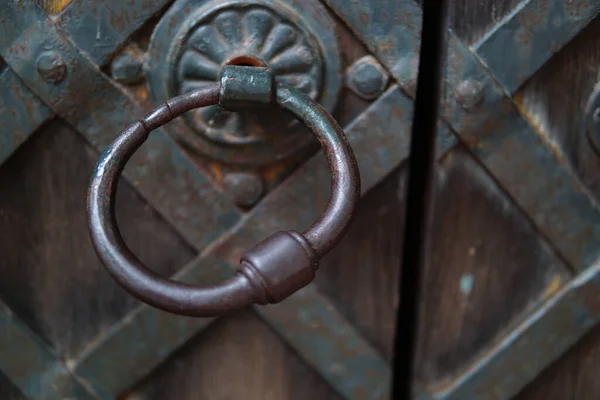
left=2, top=0, right=600, bottom=399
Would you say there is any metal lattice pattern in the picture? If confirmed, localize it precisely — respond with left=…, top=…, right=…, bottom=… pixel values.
left=0, top=0, right=600, bottom=399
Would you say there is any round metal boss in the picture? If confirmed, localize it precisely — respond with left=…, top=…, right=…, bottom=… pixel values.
left=146, top=0, right=342, bottom=166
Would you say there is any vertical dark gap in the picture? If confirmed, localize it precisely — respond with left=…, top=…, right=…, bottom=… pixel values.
left=392, top=0, right=449, bottom=398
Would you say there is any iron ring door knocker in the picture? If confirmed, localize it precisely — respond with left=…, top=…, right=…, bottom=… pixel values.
left=87, top=66, right=360, bottom=317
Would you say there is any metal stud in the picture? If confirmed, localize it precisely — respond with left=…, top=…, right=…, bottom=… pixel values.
left=36, top=51, right=67, bottom=84
left=346, top=55, right=389, bottom=100
left=455, top=79, right=484, bottom=110
left=223, top=171, right=264, bottom=208
left=111, top=46, right=145, bottom=85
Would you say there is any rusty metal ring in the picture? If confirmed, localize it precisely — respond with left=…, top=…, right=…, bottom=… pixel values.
left=88, top=72, right=360, bottom=317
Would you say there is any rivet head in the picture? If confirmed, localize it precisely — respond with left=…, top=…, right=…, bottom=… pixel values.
left=455, top=80, right=484, bottom=110
left=346, top=55, right=388, bottom=100
left=36, top=51, right=67, bottom=84
left=223, top=172, right=264, bottom=208
left=111, top=46, right=145, bottom=85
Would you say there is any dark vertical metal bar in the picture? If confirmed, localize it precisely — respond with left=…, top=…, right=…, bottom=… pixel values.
left=392, top=0, right=449, bottom=398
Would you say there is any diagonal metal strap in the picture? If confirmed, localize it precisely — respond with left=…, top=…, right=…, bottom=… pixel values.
left=474, top=0, right=600, bottom=94
left=57, top=0, right=173, bottom=66
left=326, top=0, right=600, bottom=271
left=325, top=0, right=600, bottom=398
left=0, top=300, right=98, bottom=400
left=0, top=68, right=52, bottom=167
left=0, top=0, right=241, bottom=251
left=0, top=2, right=459, bottom=398
left=426, top=262, right=600, bottom=400
left=72, top=86, right=456, bottom=399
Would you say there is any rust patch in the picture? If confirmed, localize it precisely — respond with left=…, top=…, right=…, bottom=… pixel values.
left=564, top=0, right=590, bottom=17
left=360, top=12, right=369, bottom=24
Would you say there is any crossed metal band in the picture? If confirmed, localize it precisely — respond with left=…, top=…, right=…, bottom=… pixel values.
left=1, top=0, right=600, bottom=399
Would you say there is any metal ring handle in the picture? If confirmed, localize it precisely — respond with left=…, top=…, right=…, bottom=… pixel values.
left=88, top=66, right=360, bottom=317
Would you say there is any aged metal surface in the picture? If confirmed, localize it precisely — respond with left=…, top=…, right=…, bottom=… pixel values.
left=0, top=69, right=51, bottom=166
left=423, top=262, right=600, bottom=400
left=3, top=0, right=600, bottom=398
left=145, top=0, right=342, bottom=166
left=57, top=0, right=171, bottom=66
left=326, top=0, right=600, bottom=269
left=324, top=0, right=600, bottom=398
left=128, top=311, right=344, bottom=400
left=255, top=285, right=391, bottom=400
left=74, top=86, right=455, bottom=398
left=88, top=67, right=360, bottom=316
left=324, top=0, right=600, bottom=276
left=35, top=51, right=67, bottom=84
left=0, top=300, right=96, bottom=400
left=474, top=0, right=600, bottom=94
left=0, top=0, right=241, bottom=251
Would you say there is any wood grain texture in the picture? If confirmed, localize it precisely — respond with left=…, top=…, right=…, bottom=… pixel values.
left=417, top=149, right=570, bottom=388
left=507, top=14, right=600, bottom=400
left=448, top=0, right=522, bottom=46
left=516, top=323, right=600, bottom=400
left=127, top=311, right=341, bottom=400
left=516, top=15, right=600, bottom=201
left=0, top=119, right=196, bottom=361
left=317, top=148, right=570, bottom=389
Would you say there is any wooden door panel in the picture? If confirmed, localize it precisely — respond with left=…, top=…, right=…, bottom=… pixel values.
left=1, top=0, right=600, bottom=399
left=0, top=120, right=196, bottom=359
left=516, top=16, right=600, bottom=201
left=417, top=148, right=570, bottom=389
left=518, top=323, right=600, bottom=399
left=129, top=312, right=342, bottom=400
left=316, top=165, right=403, bottom=361
left=449, top=0, right=523, bottom=46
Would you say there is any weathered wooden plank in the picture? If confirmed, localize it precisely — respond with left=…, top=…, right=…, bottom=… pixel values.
left=0, top=300, right=97, bottom=399
left=0, top=120, right=196, bottom=360
left=516, top=15, right=600, bottom=208
left=449, top=0, right=522, bottom=45
left=509, top=12, right=600, bottom=400
left=0, top=0, right=242, bottom=253
left=516, top=323, right=600, bottom=399
left=417, top=149, right=571, bottom=393
left=57, top=0, right=172, bottom=65
left=73, top=86, right=452, bottom=399
left=318, top=147, right=571, bottom=394
left=129, top=312, right=341, bottom=400
left=326, top=0, right=600, bottom=273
